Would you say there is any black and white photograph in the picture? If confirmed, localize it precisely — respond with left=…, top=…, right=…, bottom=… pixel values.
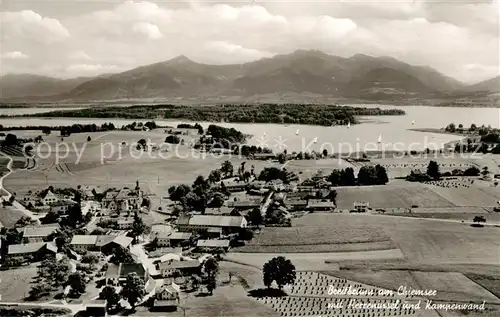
left=0, top=0, right=499, bottom=316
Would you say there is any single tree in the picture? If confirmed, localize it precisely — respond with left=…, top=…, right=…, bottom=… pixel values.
left=99, top=285, right=121, bottom=311
left=262, top=256, right=296, bottom=290
left=328, top=189, right=338, bottom=205
left=67, top=272, right=86, bottom=294
left=131, top=214, right=150, bottom=243
left=481, top=166, right=490, bottom=178
left=247, top=207, right=263, bottom=226
left=120, top=273, right=146, bottom=310
left=193, top=175, right=209, bottom=190
left=375, top=164, right=389, bottom=184
left=473, top=216, right=486, bottom=226
left=220, top=160, right=234, bottom=178
left=110, top=246, right=135, bottom=264
left=208, top=169, right=222, bottom=184
left=169, top=184, right=191, bottom=201
left=203, top=258, right=219, bottom=295
left=426, top=161, right=440, bottom=180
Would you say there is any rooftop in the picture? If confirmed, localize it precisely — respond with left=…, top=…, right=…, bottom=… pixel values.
left=158, top=260, right=201, bottom=270
left=196, top=239, right=230, bottom=248
left=307, top=199, right=335, bottom=208
left=23, top=225, right=59, bottom=238
left=107, top=262, right=146, bottom=279
left=8, top=242, right=49, bottom=255
left=179, top=215, right=246, bottom=228
left=167, top=232, right=192, bottom=240
left=71, top=235, right=98, bottom=245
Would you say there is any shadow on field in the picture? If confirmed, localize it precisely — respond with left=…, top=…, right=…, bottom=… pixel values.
left=248, top=288, right=287, bottom=298
left=470, top=224, right=485, bottom=228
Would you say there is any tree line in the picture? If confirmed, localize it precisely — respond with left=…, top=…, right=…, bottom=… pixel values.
left=20, top=103, right=405, bottom=126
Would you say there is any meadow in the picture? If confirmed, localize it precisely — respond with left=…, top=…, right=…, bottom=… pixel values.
left=335, top=183, right=456, bottom=210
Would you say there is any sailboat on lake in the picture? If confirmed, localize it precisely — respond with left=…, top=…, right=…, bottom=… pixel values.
left=313, top=137, right=318, bottom=144
left=347, top=121, right=351, bottom=129
left=377, top=134, right=382, bottom=144
left=295, top=129, right=300, bottom=135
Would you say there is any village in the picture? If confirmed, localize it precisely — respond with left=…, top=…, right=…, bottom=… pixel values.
left=0, top=122, right=499, bottom=317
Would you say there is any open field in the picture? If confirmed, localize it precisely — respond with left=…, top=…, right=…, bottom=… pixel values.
left=0, top=265, right=37, bottom=302
left=466, top=274, right=500, bottom=299
left=237, top=241, right=396, bottom=253
left=226, top=249, right=404, bottom=271
left=370, top=155, right=500, bottom=178
left=425, top=184, right=499, bottom=207
left=335, top=183, right=456, bottom=209
left=0, top=205, right=26, bottom=227
left=232, top=213, right=500, bottom=266
left=237, top=214, right=395, bottom=253
left=385, top=212, right=500, bottom=224
left=3, top=130, right=275, bottom=196
left=409, top=271, right=500, bottom=303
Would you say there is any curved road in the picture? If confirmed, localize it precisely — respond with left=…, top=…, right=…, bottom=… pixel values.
left=0, top=151, right=41, bottom=224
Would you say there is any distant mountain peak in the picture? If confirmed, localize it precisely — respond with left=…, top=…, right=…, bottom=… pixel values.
left=167, top=55, right=193, bottom=64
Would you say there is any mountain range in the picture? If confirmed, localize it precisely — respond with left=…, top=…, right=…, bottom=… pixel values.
left=1, top=50, right=498, bottom=103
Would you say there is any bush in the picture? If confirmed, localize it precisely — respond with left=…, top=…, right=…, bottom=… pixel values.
left=165, top=135, right=181, bottom=144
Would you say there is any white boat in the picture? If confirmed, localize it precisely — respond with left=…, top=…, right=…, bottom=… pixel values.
left=377, top=135, right=382, bottom=143
left=313, top=137, right=318, bottom=144
left=412, top=120, right=415, bottom=125
left=347, top=121, right=351, bottom=129
left=295, top=129, right=299, bottom=135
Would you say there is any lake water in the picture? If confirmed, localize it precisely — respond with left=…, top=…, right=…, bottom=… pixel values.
left=0, top=105, right=496, bottom=152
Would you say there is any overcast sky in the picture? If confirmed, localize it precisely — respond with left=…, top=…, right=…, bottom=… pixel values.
left=0, top=0, right=498, bottom=83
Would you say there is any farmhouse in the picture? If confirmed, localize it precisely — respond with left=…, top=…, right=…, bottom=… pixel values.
left=152, top=283, right=179, bottom=311
left=102, top=185, right=142, bottom=212
left=306, top=199, right=335, bottom=212
left=7, top=242, right=57, bottom=261
left=204, top=207, right=234, bottom=216
left=353, top=201, right=369, bottom=213
left=227, top=199, right=261, bottom=209
left=50, top=199, right=77, bottom=213
left=148, top=247, right=182, bottom=258
left=22, top=224, right=59, bottom=243
left=284, top=199, right=308, bottom=210
left=70, top=235, right=133, bottom=252
left=41, top=190, right=59, bottom=205
left=106, top=262, right=148, bottom=285
left=196, top=239, right=230, bottom=252
left=117, top=219, right=134, bottom=230
left=157, top=232, right=192, bottom=247
left=157, top=259, right=201, bottom=277
left=176, top=215, right=247, bottom=233
left=251, top=153, right=277, bottom=160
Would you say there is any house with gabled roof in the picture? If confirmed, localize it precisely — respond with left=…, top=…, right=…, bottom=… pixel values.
left=177, top=215, right=247, bottom=233
left=22, top=224, right=59, bottom=243
left=102, top=184, right=142, bottom=212
left=70, top=234, right=133, bottom=253
left=157, top=259, right=201, bottom=277
left=41, top=190, right=59, bottom=205
left=7, top=242, right=57, bottom=261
